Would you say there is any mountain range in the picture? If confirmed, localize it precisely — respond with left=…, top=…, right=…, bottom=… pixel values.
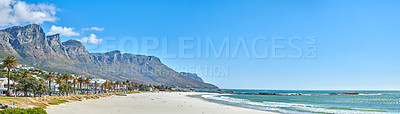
left=0, top=24, right=217, bottom=89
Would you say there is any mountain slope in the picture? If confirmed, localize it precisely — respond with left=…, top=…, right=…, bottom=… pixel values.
left=0, top=24, right=217, bottom=89
left=180, top=72, right=204, bottom=83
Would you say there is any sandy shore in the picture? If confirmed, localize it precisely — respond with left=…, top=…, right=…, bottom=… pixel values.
left=46, top=92, right=275, bottom=114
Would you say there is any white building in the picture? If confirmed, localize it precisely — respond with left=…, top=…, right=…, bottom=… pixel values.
left=91, top=78, right=107, bottom=84
left=31, top=75, right=42, bottom=80
left=16, top=64, right=34, bottom=70
left=0, top=78, right=17, bottom=94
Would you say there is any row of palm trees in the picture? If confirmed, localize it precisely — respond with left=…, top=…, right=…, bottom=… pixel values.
left=45, top=74, right=143, bottom=96
left=42, top=71, right=143, bottom=96
left=1, top=55, right=161, bottom=96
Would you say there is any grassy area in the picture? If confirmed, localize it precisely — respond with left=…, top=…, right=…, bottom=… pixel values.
left=0, top=91, right=141, bottom=109
left=31, top=102, right=49, bottom=109
left=0, top=107, right=47, bottom=114
left=0, top=96, right=50, bottom=109
left=47, top=100, right=68, bottom=105
left=0, top=96, right=35, bottom=108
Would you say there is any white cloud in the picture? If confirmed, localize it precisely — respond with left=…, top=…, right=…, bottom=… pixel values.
left=47, top=25, right=80, bottom=37
left=82, top=27, right=104, bottom=32
left=0, top=0, right=59, bottom=26
left=78, top=34, right=102, bottom=44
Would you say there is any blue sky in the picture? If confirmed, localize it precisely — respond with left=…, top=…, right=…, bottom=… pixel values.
left=2, top=0, right=400, bottom=90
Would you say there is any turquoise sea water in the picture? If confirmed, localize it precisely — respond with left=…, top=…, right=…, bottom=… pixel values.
left=195, top=89, right=400, bottom=113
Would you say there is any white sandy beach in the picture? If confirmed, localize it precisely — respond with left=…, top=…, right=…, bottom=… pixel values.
left=46, top=92, right=275, bottom=114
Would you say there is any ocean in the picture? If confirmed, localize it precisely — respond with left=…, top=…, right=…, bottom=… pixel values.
left=194, top=89, right=400, bottom=113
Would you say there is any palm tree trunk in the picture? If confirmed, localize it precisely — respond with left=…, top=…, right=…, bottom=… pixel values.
left=49, top=80, right=52, bottom=96
left=80, top=83, right=83, bottom=94
left=58, top=84, right=61, bottom=96
left=86, top=84, right=89, bottom=95
left=105, top=84, right=107, bottom=93
left=13, top=81, right=16, bottom=95
left=73, top=84, right=76, bottom=95
left=6, top=67, right=11, bottom=95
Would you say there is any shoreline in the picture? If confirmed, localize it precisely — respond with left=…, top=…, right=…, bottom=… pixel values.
left=46, top=92, right=276, bottom=114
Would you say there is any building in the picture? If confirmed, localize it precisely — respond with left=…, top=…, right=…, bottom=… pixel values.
left=31, top=75, right=41, bottom=80
left=18, top=65, right=34, bottom=70
left=0, top=78, right=17, bottom=94
left=91, top=78, right=107, bottom=84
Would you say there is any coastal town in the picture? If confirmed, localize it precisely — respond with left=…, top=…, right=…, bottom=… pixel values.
left=0, top=59, right=171, bottom=95
left=0, top=56, right=175, bottom=111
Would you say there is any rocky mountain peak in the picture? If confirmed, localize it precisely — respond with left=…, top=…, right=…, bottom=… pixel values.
left=62, top=40, right=89, bottom=62
left=1, top=24, right=44, bottom=35
left=105, top=50, right=121, bottom=55
left=47, top=34, right=61, bottom=45
left=62, top=40, right=84, bottom=47
left=47, top=33, right=60, bottom=40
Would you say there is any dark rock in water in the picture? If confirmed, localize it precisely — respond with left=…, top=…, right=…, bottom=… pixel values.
left=329, top=92, right=360, bottom=95
left=0, top=24, right=218, bottom=89
left=259, top=93, right=283, bottom=95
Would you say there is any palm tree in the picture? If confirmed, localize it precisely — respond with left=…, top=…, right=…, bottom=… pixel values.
left=129, top=82, right=134, bottom=91
left=22, top=71, right=31, bottom=78
left=161, top=84, right=165, bottom=90
left=61, top=74, right=71, bottom=96
left=62, top=73, right=72, bottom=85
left=55, top=77, right=63, bottom=95
left=133, top=82, right=139, bottom=89
left=44, top=72, right=56, bottom=96
left=115, top=81, right=121, bottom=92
left=94, top=81, right=98, bottom=94
left=125, top=80, right=130, bottom=86
left=100, top=82, right=106, bottom=93
left=105, top=80, right=111, bottom=93
left=109, top=81, right=114, bottom=93
left=77, top=77, right=84, bottom=94
left=103, top=81, right=108, bottom=93
left=72, top=78, right=78, bottom=95
left=85, top=78, right=91, bottom=95
left=106, top=80, right=110, bottom=93
left=58, top=84, right=72, bottom=96
left=123, top=81, right=127, bottom=92
left=1, top=56, right=17, bottom=95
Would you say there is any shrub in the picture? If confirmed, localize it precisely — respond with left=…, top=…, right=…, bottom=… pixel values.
left=27, top=107, right=47, bottom=114
left=0, top=107, right=47, bottom=114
